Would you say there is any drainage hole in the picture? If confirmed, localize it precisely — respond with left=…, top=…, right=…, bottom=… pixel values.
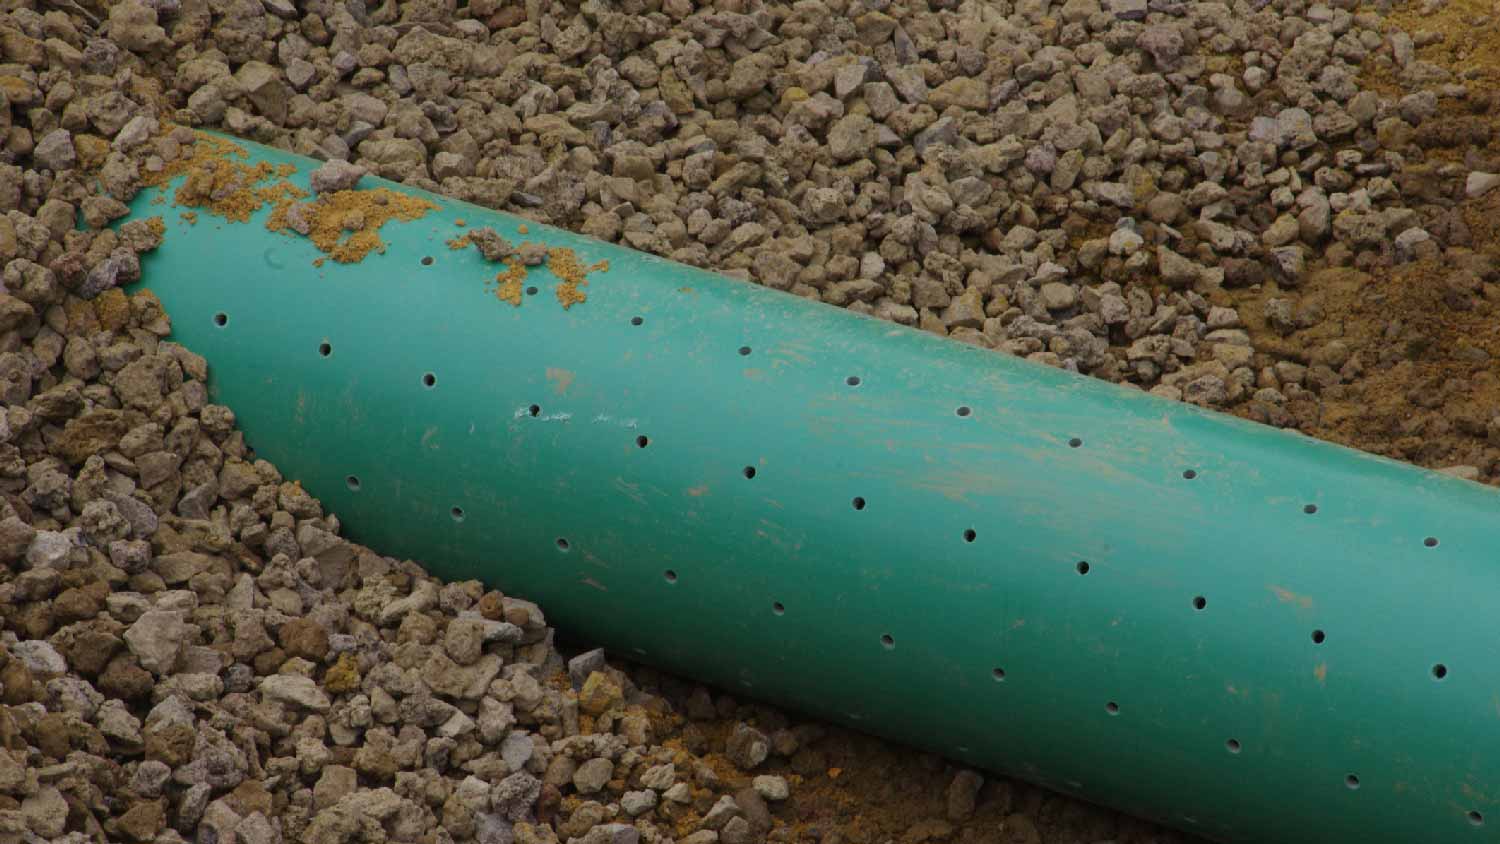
left=1433, top=663, right=1449, bottom=680
left=1076, top=561, right=1090, bottom=575
left=345, top=475, right=361, bottom=492
left=852, top=496, right=867, bottom=511
left=422, top=372, right=437, bottom=388
left=213, top=312, right=228, bottom=327
left=556, top=538, right=571, bottom=552
left=743, top=466, right=757, bottom=479
left=1304, top=503, right=1318, bottom=514
left=846, top=375, right=862, bottom=387
left=663, top=569, right=677, bottom=583
left=992, top=667, right=1006, bottom=682
left=1469, top=811, right=1484, bottom=827
left=1225, top=739, right=1241, bottom=754
left=1105, top=701, right=1120, bottom=715
left=631, top=316, right=644, bottom=326
left=636, top=435, right=650, bottom=449
left=1312, top=629, right=1326, bottom=644
left=450, top=507, right=465, bottom=522
left=526, top=286, right=538, bottom=296
left=1068, top=437, right=1083, bottom=448
left=880, top=634, right=895, bottom=649
left=739, top=346, right=752, bottom=356
left=529, top=404, right=541, bottom=417
left=1345, top=774, right=1360, bottom=790
left=1182, top=469, right=1198, bottom=480
left=1192, top=595, right=1207, bottom=611
left=772, top=601, right=785, bottom=615
left=1424, top=536, right=1439, bottom=547
left=956, top=405, right=972, bottom=417
left=319, top=342, right=332, bottom=357
left=421, top=255, right=434, bottom=266
left=963, top=528, right=977, bottom=543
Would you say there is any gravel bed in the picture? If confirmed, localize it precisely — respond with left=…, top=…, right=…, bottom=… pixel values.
left=3, top=0, right=1500, bottom=841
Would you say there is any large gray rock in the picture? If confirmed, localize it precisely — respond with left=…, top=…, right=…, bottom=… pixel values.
left=124, top=610, right=189, bottom=675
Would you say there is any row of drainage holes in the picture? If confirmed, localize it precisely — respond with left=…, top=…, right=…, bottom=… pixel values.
left=647, top=565, right=1455, bottom=684
left=406, top=497, right=1476, bottom=819
left=241, top=334, right=1401, bottom=539
left=291, top=339, right=1475, bottom=555
left=297, top=508, right=1411, bottom=683
left=200, top=310, right=1431, bottom=545
left=333, top=485, right=1445, bottom=682
left=840, top=376, right=978, bottom=416
left=633, top=437, right=764, bottom=479
left=1068, top=440, right=1452, bottom=545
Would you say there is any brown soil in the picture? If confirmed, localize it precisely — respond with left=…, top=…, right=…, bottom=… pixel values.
left=1219, top=0, right=1500, bottom=474
left=267, top=186, right=437, bottom=264
left=549, top=248, right=607, bottom=310
left=492, top=260, right=528, bottom=306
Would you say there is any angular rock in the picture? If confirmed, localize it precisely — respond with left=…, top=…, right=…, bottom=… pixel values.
left=124, top=610, right=188, bottom=675
left=259, top=675, right=331, bottom=711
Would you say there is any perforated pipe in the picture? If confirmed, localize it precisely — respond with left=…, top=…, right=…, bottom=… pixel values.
left=125, top=136, right=1500, bottom=843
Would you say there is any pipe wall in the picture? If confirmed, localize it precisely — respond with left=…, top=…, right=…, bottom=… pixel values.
left=124, top=135, right=1500, bottom=843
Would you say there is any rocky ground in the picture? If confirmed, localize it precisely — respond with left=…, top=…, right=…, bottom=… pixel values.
left=2, top=0, right=1499, bottom=841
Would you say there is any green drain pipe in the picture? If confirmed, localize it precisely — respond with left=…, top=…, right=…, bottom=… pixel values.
left=123, top=136, right=1500, bottom=843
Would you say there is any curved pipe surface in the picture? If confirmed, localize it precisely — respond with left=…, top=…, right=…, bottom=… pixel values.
left=125, top=134, right=1500, bottom=843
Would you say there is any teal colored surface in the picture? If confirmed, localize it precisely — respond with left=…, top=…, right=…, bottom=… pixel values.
left=126, top=136, right=1500, bottom=843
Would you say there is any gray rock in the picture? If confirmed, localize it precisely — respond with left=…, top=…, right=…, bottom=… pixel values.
left=941, top=289, right=985, bottom=329
left=33, top=130, right=77, bottom=171
left=1393, top=228, right=1431, bottom=262
left=130, top=760, right=173, bottom=798
left=107, top=0, right=169, bottom=51
left=947, top=769, right=983, bottom=820
left=578, top=824, right=640, bottom=844
left=702, top=794, right=742, bottom=830
left=1039, top=282, right=1077, bottom=311
left=720, top=816, right=753, bottom=844
left=124, top=610, right=189, bottom=675
left=1157, top=246, right=1203, bottom=288
left=24, top=530, right=73, bottom=569
left=751, top=775, right=788, bottom=801
left=572, top=757, right=613, bottom=794
left=1137, top=25, right=1184, bottom=69
left=621, top=789, right=658, bottom=816
left=115, top=116, right=158, bottom=150
left=1269, top=246, right=1306, bottom=283
left=21, top=786, right=68, bottom=838
left=286, top=59, right=317, bottom=90
left=309, top=159, right=367, bottom=194
left=491, top=771, right=541, bottom=821
left=1275, top=108, right=1317, bottom=150
left=0, top=518, right=36, bottom=563
left=500, top=732, right=533, bottom=771
left=236, top=813, right=278, bottom=844
left=827, top=114, right=877, bottom=162
left=475, top=813, right=515, bottom=844
left=445, top=617, right=487, bottom=665
left=885, top=67, right=928, bottom=103
left=11, top=640, right=67, bottom=676
left=259, top=674, right=332, bottom=711
left=568, top=648, right=607, bottom=689
left=1467, top=172, right=1500, bottom=199
left=641, top=763, right=676, bottom=791
left=834, top=63, right=873, bottom=98
left=725, top=723, right=771, bottom=771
